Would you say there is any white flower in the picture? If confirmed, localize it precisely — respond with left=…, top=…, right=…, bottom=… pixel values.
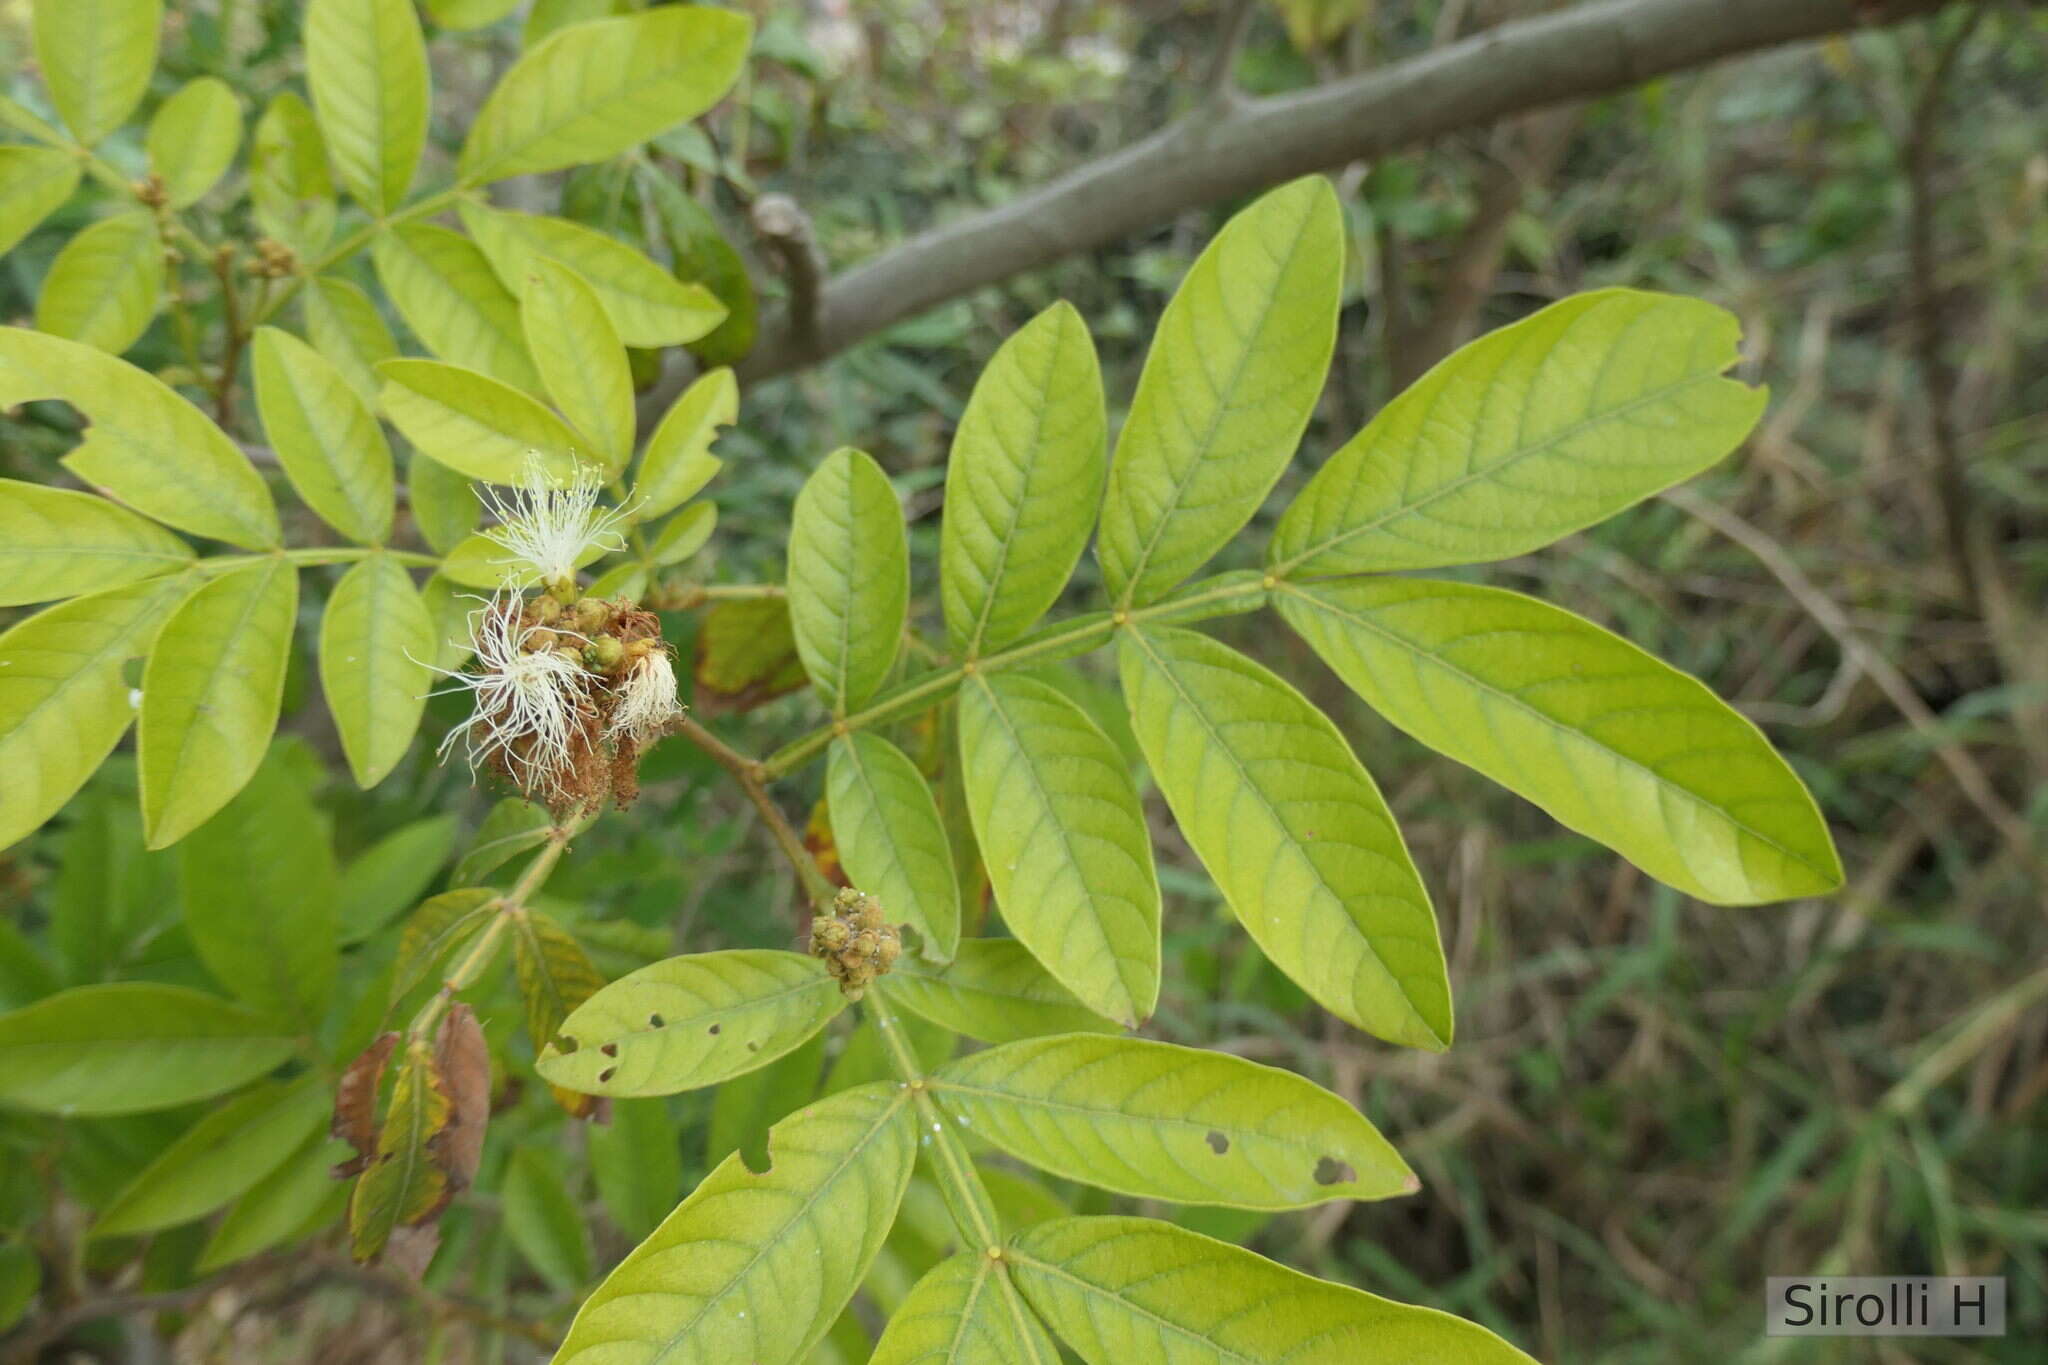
left=429, top=589, right=592, bottom=800
left=606, top=649, right=683, bottom=747
left=479, top=454, right=631, bottom=591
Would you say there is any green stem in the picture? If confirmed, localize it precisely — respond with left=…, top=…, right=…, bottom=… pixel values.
left=409, top=828, right=573, bottom=1040
left=196, top=547, right=442, bottom=575
left=864, top=992, right=1003, bottom=1252
left=761, top=573, right=1267, bottom=777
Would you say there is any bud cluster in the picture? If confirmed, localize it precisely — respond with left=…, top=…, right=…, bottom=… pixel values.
left=250, top=237, right=297, bottom=278
left=809, top=888, right=901, bottom=999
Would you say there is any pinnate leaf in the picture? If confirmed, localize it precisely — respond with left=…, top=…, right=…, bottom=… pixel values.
left=0, top=982, right=295, bottom=1116
left=521, top=257, right=634, bottom=471
left=348, top=1038, right=454, bottom=1261
left=302, top=275, right=396, bottom=403
left=1117, top=625, right=1451, bottom=1050
left=138, top=560, right=299, bottom=848
left=537, top=950, right=845, bottom=1098
left=146, top=77, right=241, bottom=207
left=828, top=733, right=961, bottom=961
left=373, top=223, right=540, bottom=392
left=253, top=326, right=395, bottom=544
left=458, top=7, right=752, bottom=184
left=377, top=357, right=582, bottom=484
left=634, top=365, right=734, bottom=519
left=320, top=553, right=433, bottom=788
left=788, top=448, right=908, bottom=714
left=390, top=889, right=499, bottom=1003
left=550, top=1081, right=915, bottom=1365
left=1096, top=176, right=1342, bottom=607
left=198, top=1131, right=352, bottom=1271
left=1009, top=1217, right=1537, bottom=1364
left=880, top=938, right=1117, bottom=1045
left=957, top=674, right=1160, bottom=1028
left=510, top=910, right=607, bottom=1053
left=34, top=0, right=160, bottom=146
left=95, top=1076, right=330, bottom=1236
left=250, top=93, right=335, bottom=257
left=35, top=210, right=163, bottom=356
left=305, top=0, right=428, bottom=213
left=1277, top=576, right=1842, bottom=903
left=0, top=576, right=188, bottom=851
left=0, top=478, right=192, bottom=606
left=337, top=813, right=460, bottom=944
left=932, top=1034, right=1413, bottom=1209
left=504, top=1148, right=593, bottom=1291
left=871, top=1252, right=1060, bottom=1365
left=941, top=300, right=1106, bottom=655
left=1269, top=288, right=1769, bottom=576
left=0, top=146, right=81, bottom=256
left=0, top=327, right=279, bottom=548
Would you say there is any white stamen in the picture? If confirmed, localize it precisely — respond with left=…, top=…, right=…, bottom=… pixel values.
left=479, top=454, right=631, bottom=587
left=606, top=650, right=683, bottom=747
left=424, top=588, right=592, bottom=800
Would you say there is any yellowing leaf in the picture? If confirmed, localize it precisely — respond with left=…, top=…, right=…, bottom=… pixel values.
left=521, top=257, right=634, bottom=472
left=458, top=7, right=752, bottom=184
left=551, top=1082, right=915, bottom=1365
left=373, top=222, right=541, bottom=392
left=1097, top=177, right=1342, bottom=607
left=0, top=478, right=192, bottom=607
left=941, top=300, right=1106, bottom=656
left=871, top=1252, right=1060, bottom=1365
left=634, top=366, right=733, bottom=520
left=146, top=77, right=242, bottom=207
left=348, top=1038, right=454, bottom=1260
left=305, top=0, right=429, bottom=213
left=957, top=674, right=1160, bottom=1028
left=321, top=553, right=434, bottom=787
left=0, top=327, right=279, bottom=547
left=1117, top=625, right=1450, bottom=1050
left=34, top=0, right=162, bottom=147
left=138, top=561, right=299, bottom=848
left=462, top=202, right=727, bottom=348
left=1277, top=577, right=1843, bottom=903
left=879, top=938, right=1117, bottom=1045
left=1270, top=289, right=1770, bottom=576
left=0, top=575, right=190, bottom=851
left=376, top=357, right=583, bottom=484
left=827, top=732, right=960, bottom=960
left=252, top=326, right=395, bottom=544
left=510, top=910, right=607, bottom=1054
left=0, top=146, right=81, bottom=256
left=35, top=210, right=163, bottom=355
left=302, top=275, right=397, bottom=403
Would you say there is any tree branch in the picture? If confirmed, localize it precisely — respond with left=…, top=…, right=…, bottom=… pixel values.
left=734, top=0, right=1964, bottom=383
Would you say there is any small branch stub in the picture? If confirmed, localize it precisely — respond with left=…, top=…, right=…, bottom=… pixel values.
left=809, top=887, right=901, bottom=1000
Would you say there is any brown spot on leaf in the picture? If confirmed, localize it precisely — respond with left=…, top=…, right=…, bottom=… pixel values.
left=708, top=1023, right=721, bottom=1035
left=1205, top=1130, right=1230, bottom=1154
left=331, top=1032, right=399, bottom=1177
left=1314, top=1156, right=1356, bottom=1186
left=599, top=1042, right=618, bottom=1057
left=597, top=1066, right=616, bottom=1083
left=648, top=1013, right=665, bottom=1028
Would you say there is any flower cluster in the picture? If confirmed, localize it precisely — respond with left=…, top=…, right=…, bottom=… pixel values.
left=808, top=888, right=901, bottom=1000
left=429, top=459, right=682, bottom=812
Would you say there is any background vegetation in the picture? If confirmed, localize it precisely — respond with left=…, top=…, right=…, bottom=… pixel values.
left=2, top=1, right=2043, bottom=1362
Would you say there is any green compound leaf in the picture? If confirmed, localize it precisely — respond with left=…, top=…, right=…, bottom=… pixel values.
left=252, top=326, right=395, bottom=544
left=33, top=0, right=161, bottom=147
left=879, top=938, right=1118, bottom=1045
left=651, top=501, right=717, bottom=566
left=0, top=146, right=82, bottom=256
left=1097, top=176, right=1342, bottom=608
left=0, top=478, right=192, bottom=606
left=871, top=1252, right=1060, bottom=1365
left=348, top=1037, right=453, bottom=1261
left=390, top=888, right=499, bottom=1003
left=551, top=1081, right=915, bottom=1365
left=451, top=797, right=552, bottom=885
left=1270, top=288, right=1770, bottom=576
left=302, top=275, right=397, bottom=403
left=0, top=982, right=295, bottom=1116
left=1117, top=625, right=1450, bottom=1050
left=250, top=93, right=335, bottom=258
left=304, top=0, right=428, bottom=213
left=35, top=210, right=163, bottom=356
left=320, top=553, right=433, bottom=788
left=180, top=749, right=339, bottom=1020
left=138, top=560, right=299, bottom=848
left=538, top=950, right=846, bottom=1098
left=145, top=77, right=241, bottom=207
left=1009, top=1217, right=1538, bottom=1365
left=94, top=1075, right=329, bottom=1237
left=337, top=813, right=460, bottom=944
left=590, top=1098, right=684, bottom=1243
left=1277, top=576, right=1843, bottom=904
left=931, top=1034, right=1414, bottom=1209
left=372, top=223, right=540, bottom=393
left=509, top=910, right=606, bottom=1053
left=941, top=300, right=1106, bottom=657
left=828, top=733, right=961, bottom=962
left=198, top=1132, right=351, bottom=1271
left=462, top=202, right=727, bottom=349
left=958, top=673, right=1160, bottom=1028
left=521, top=257, right=634, bottom=472
left=0, top=327, right=280, bottom=548
left=459, top=6, right=752, bottom=185
left=503, top=1148, right=594, bottom=1292
left=634, top=365, right=734, bottom=519
left=788, top=448, right=908, bottom=714
left=376, top=357, right=583, bottom=484
left=0, top=575, right=188, bottom=851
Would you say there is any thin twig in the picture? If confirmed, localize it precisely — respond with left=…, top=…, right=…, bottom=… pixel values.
left=671, top=713, right=836, bottom=911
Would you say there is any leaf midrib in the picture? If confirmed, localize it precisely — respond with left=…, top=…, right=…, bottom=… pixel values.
left=1280, top=584, right=1832, bottom=885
